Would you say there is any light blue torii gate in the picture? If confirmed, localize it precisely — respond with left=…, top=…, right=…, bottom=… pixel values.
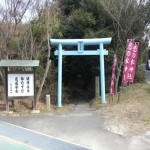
left=51, top=38, right=112, bottom=107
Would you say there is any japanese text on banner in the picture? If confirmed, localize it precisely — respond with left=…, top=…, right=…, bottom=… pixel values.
left=127, top=43, right=139, bottom=82
left=122, top=39, right=134, bottom=84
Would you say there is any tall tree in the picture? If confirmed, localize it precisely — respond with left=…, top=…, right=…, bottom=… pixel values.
left=98, top=0, right=150, bottom=92
left=57, top=0, right=114, bottom=96
left=0, top=0, right=61, bottom=105
left=0, top=0, right=33, bottom=84
left=0, top=0, right=33, bottom=59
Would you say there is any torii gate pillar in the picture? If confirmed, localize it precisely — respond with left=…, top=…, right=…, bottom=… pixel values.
left=51, top=38, right=112, bottom=107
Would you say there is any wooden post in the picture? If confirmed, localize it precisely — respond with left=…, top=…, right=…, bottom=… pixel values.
left=33, top=67, right=37, bottom=110
left=4, top=67, right=9, bottom=111
left=46, top=94, right=51, bottom=110
left=95, top=76, right=100, bottom=100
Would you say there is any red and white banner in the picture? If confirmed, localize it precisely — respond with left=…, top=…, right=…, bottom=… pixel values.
left=110, top=55, right=117, bottom=97
left=127, top=43, right=139, bottom=82
left=122, top=39, right=134, bottom=84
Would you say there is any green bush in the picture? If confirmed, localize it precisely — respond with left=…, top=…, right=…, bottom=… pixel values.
left=134, top=65, right=146, bottom=83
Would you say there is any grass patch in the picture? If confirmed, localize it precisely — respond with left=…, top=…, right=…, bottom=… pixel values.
left=93, top=83, right=150, bottom=136
left=55, top=104, right=69, bottom=114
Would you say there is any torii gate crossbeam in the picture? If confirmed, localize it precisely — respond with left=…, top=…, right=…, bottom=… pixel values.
left=51, top=38, right=112, bottom=107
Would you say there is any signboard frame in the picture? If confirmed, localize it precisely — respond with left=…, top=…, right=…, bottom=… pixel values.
left=0, top=60, right=39, bottom=112
left=4, top=69, right=37, bottom=111
left=6, top=71, right=35, bottom=101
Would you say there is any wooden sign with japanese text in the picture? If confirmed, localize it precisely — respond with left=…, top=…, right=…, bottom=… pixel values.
left=7, top=73, right=34, bottom=99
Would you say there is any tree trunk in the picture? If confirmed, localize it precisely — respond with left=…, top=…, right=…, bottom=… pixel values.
left=115, top=50, right=125, bottom=94
left=35, top=0, right=51, bottom=107
left=35, top=34, right=51, bottom=107
left=35, top=60, right=51, bottom=105
left=115, top=62, right=122, bottom=94
left=0, top=70, right=5, bottom=86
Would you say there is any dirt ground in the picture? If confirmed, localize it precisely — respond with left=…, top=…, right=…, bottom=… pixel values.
left=94, top=83, right=150, bottom=136
left=0, top=98, right=47, bottom=116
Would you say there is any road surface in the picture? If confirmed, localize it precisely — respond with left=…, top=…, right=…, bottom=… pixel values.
left=0, top=120, right=90, bottom=150
left=0, top=102, right=150, bottom=150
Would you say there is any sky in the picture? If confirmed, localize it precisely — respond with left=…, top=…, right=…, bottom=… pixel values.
left=0, top=0, right=37, bottom=23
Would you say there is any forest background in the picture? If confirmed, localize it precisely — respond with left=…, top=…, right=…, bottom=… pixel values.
left=0, top=0, right=150, bottom=105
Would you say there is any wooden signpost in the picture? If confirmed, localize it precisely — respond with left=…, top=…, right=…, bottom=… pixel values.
left=0, top=60, right=39, bottom=111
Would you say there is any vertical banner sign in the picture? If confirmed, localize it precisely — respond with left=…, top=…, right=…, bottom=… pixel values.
left=127, top=43, right=139, bottom=82
left=122, top=39, right=134, bottom=84
left=110, top=55, right=117, bottom=97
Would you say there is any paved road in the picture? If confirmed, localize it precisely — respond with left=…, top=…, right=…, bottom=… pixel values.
left=0, top=135, right=39, bottom=150
left=0, top=120, right=90, bottom=150
left=0, top=102, right=150, bottom=150
left=0, top=103, right=129, bottom=150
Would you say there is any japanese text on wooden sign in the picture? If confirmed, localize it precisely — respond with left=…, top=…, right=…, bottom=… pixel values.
left=8, top=73, right=34, bottom=97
